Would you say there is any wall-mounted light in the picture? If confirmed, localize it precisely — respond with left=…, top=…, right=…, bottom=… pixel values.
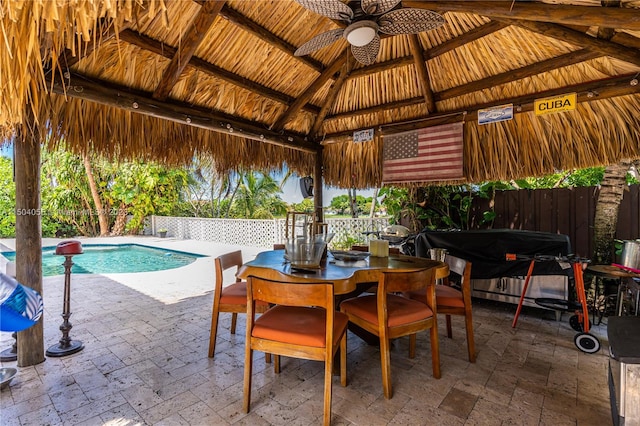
left=185, top=117, right=192, bottom=124
left=516, top=105, right=522, bottom=112
left=587, top=91, right=595, bottom=98
left=631, top=78, right=639, bottom=86
left=132, top=102, right=139, bottom=109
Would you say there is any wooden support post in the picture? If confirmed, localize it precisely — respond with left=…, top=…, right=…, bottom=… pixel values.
left=314, top=147, right=323, bottom=223
left=15, top=120, right=45, bottom=366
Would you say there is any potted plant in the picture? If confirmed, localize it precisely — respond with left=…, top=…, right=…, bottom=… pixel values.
left=158, top=228, right=168, bottom=238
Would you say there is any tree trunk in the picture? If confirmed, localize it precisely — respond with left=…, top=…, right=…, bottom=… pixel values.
left=369, top=188, right=378, bottom=218
left=15, top=119, right=45, bottom=366
left=348, top=187, right=358, bottom=218
left=83, top=153, right=109, bottom=235
left=225, top=174, right=242, bottom=218
left=110, top=202, right=128, bottom=236
left=592, top=161, right=630, bottom=263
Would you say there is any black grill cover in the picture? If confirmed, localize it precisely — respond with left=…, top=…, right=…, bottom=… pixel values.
left=415, top=229, right=573, bottom=279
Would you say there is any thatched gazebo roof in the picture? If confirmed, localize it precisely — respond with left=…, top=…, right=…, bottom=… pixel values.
left=2, top=0, right=640, bottom=189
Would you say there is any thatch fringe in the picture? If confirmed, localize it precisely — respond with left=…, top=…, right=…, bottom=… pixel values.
left=44, top=94, right=315, bottom=176
left=1, top=0, right=167, bottom=131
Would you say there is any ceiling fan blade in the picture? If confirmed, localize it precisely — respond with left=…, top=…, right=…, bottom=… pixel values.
left=294, top=0, right=354, bottom=21
left=351, top=34, right=380, bottom=66
left=377, top=8, right=445, bottom=35
left=361, top=0, right=401, bottom=16
left=294, top=28, right=344, bottom=56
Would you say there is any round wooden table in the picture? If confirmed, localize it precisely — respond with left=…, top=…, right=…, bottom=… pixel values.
left=237, top=249, right=448, bottom=295
left=585, top=264, right=640, bottom=317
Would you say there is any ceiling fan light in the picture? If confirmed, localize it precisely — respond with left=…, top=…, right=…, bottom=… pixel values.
left=344, top=21, right=378, bottom=47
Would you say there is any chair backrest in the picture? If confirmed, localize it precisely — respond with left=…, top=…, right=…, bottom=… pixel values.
left=215, top=250, right=243, bottom=292
left=273, top=244, right=285, bottom=250
left=379, top=268, right=435, bottom=294
left=444, top=255, right=472, bottom=288
left=247, top=272, right=334, bottom=311
left=246, top=272, right=337, bottom=350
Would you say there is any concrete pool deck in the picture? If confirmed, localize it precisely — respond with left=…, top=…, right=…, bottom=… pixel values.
left=0, top=237, right=612, bottom=425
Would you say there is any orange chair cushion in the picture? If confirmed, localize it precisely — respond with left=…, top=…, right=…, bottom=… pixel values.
left=406, top=286, right=465, bottom=309
left=252, top=306, right=349, bottom=348
left=435, top=285, right=465, bottom=309
left=341, top=294, right=433, bottom=327
left=220, top=282, right=267, bottom=307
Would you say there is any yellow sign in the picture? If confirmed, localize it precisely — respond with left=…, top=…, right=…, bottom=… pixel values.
left=534, top=93, right=577, bottom=116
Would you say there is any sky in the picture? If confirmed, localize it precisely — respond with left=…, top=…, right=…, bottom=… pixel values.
left=0, top=143, right=374, bottom=206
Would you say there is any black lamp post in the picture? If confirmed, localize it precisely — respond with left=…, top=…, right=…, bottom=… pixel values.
left=46, top=240, right=84, bottom=357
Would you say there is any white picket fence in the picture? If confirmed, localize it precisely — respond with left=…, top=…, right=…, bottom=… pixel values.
left=148, top=215, right=390, bottom=249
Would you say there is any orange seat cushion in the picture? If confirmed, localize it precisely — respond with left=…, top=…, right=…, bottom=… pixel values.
left=435, top=285, right=464, bottom=309
left=252, top=306, right=349, bottom=348
left=220, top=282, right=267, bottom=307
left=407, top=286, right=465, bottom=309
left=341, top=294, right=433, bottom=327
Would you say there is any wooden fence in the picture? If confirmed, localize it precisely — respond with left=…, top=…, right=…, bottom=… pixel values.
left=470, top=184, right=639, bottom=259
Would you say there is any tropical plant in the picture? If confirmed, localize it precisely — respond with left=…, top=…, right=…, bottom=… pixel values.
left=230, top=171, right=287, bottom=219
left=291, top=198, right=314, bottom=213
left=41, top=148, right=103, bottom=236
left=41, top=148, right=189, bottom=236
left=0, top=157, right=16, bottom=237
left=109, top=162, right=189, bottom=233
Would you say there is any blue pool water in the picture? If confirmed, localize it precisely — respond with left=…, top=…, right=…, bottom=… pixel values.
left=2, top=244, right=205, bottom=277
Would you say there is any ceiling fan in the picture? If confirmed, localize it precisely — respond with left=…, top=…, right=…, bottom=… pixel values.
left=294, top=0, right=445, bottom=65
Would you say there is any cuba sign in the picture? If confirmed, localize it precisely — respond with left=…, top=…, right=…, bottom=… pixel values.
left=534, top=93, right=577, bottom=116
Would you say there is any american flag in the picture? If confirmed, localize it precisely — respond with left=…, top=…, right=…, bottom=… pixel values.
left=382, top=122, right=464, bottom=183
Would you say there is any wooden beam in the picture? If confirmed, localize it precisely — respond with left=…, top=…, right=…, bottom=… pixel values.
left=327, top=96, right=424, bottom=122
left=219, top=4, right=325, bottom=73
left=428, top=20, right=508, bottom=59
left=408, top=34, right=436, bottom=114
left=436, top=48, right=601, bottom=101
left=612, top=32, right=640, bottom=50
left=310, top=55, right=354, bottom=137
left=119, top=29, right=319, bottom=114
left=52, top=72, right=319, bottom=153
left=332, top=49, right=602, bottom=121
left=15, top=117, right=45, bottom=367
left=404, top=1, right=640, bottom=31
left=323, top=74, right=640, bottom=139
left=597, top=2, right=621, bottom=40
left=153, top=1, right=225, bottom=100
left=272, top=53, right=347, bottom=131
left=349, top=20, right=508, bottom=79
left=503, top=19, right=640, bottom=67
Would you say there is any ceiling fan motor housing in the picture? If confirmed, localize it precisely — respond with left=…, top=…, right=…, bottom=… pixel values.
left=344, top=20, right=379, bottom=46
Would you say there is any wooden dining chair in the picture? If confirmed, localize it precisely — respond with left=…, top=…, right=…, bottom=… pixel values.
left=208, top=250, right=269, bottom=358
left=243, top=272, right=348, bottom=426
left=407, top=254, right=475, bottom=362
left=340, top=268, right=440, bottom=399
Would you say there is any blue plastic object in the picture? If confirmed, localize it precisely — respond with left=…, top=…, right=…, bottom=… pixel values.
left=0, top=273, right=43, bottom=332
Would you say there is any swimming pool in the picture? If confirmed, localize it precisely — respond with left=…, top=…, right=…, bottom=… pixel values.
left=1, top=244, right=206, bottom=277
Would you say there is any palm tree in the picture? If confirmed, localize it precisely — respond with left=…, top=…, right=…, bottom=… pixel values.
left=593, top=160, right=633, bottom=263
left=234, top=172, right=286, bottom=219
